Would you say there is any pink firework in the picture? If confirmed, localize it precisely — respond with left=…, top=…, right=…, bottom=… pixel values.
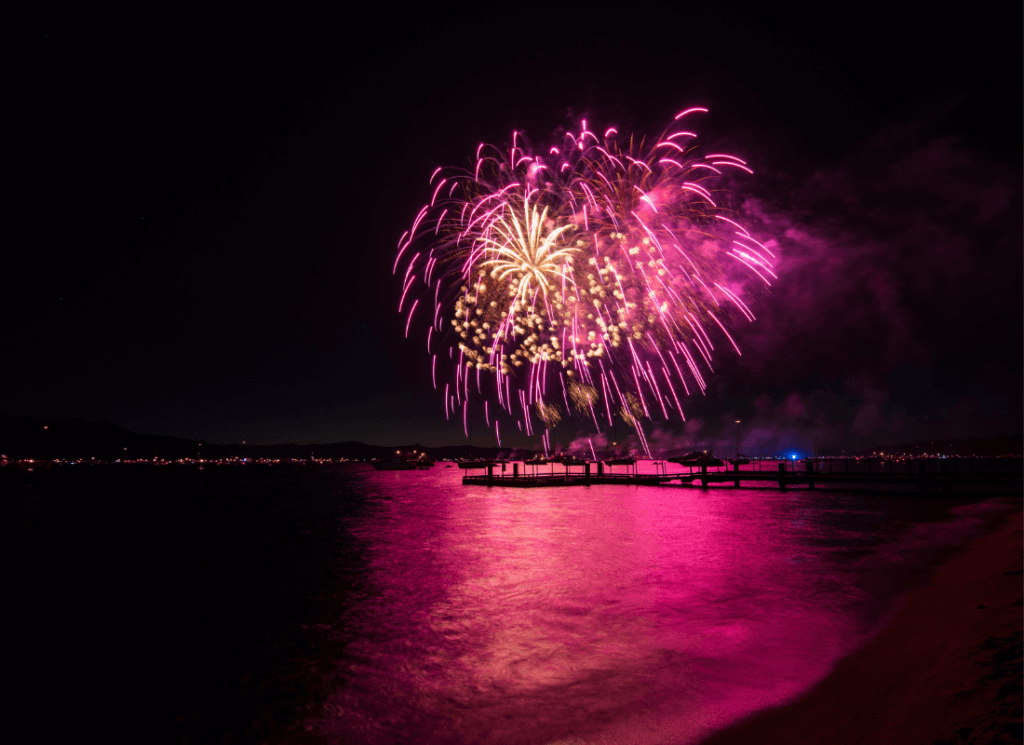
left=395, top=108, right=774, bottom=455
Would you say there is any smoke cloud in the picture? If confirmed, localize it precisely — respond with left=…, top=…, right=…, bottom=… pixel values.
left=554, top=118, right=1021, bottom=455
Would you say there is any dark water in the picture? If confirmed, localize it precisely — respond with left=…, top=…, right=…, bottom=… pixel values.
left=9, top=464, right=1018, bottom=743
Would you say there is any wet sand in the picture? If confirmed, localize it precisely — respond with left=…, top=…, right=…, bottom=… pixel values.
left=703, top=510, right=1023, bottom=745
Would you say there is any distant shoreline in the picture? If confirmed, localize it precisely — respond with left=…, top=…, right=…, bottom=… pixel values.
left=2, top=414, right=1021, bottom=462
left=702, top=508, right=1023, bottom=745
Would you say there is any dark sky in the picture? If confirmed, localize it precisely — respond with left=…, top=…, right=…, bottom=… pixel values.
left=8, top=5, right=1021, bottom=453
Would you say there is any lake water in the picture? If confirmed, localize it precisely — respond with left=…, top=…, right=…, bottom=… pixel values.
left=9, top=464, right=1018, bottom=743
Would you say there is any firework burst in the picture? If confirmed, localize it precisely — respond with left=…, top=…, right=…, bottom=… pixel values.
left=395, top=108, right=774, bottom=456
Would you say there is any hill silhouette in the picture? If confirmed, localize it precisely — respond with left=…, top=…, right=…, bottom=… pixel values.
left=0, top=415, right=531, bottom=461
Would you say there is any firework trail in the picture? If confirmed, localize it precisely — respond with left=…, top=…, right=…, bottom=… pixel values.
left=395, top=108, right=774, bottom=456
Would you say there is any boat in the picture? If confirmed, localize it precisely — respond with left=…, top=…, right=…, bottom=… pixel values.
left=371, top=459, right=418, bottom=470
left=548, top=453, right=590, bottom=465
left=604, top=457, right=636, bottom=466
left=456, top=459, right=497, bottom=469
left=372, top=453, right=433, bottom=470
left=555, top=457, right=588, bottom=467
left=669, top=451, right=726, bottom=467
left=728, top=456, right=751, bottom=465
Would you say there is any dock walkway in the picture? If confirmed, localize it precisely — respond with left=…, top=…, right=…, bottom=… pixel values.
left=462, top=461, right=1021, bottom=492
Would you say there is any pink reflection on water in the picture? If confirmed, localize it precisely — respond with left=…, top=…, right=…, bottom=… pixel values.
left=308, top=467, right=1003, bottom=744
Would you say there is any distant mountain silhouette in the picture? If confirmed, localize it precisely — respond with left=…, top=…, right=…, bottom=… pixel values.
left=5, top=414, right=1018, bottom=461
left=0, top=415, right=532, bottom=461
left=220, top=441, right=533, bottom=461
left=0, top=415, right=221, bottom=460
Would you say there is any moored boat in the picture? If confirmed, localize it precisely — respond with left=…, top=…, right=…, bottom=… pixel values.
left=371, top=459, right=418, bottom=470
left=456, top=460, right=497, bottom=469
left=669, top=451, right=726, bottom=467
left=372, top=452, right=433, bottom=470
left=604, top=457, right=636, bottom=466
left=555, top=457, right=588, bottom=467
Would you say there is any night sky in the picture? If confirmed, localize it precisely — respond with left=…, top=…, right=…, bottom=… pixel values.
left=9, top=6, right=1021, bottom=453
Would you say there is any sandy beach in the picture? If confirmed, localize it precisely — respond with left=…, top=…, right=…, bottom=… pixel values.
left=703, top=509, right=1023, bottom=745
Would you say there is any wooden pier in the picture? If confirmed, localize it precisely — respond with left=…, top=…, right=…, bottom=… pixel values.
left=462, top=460, right=1022, bottom=492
